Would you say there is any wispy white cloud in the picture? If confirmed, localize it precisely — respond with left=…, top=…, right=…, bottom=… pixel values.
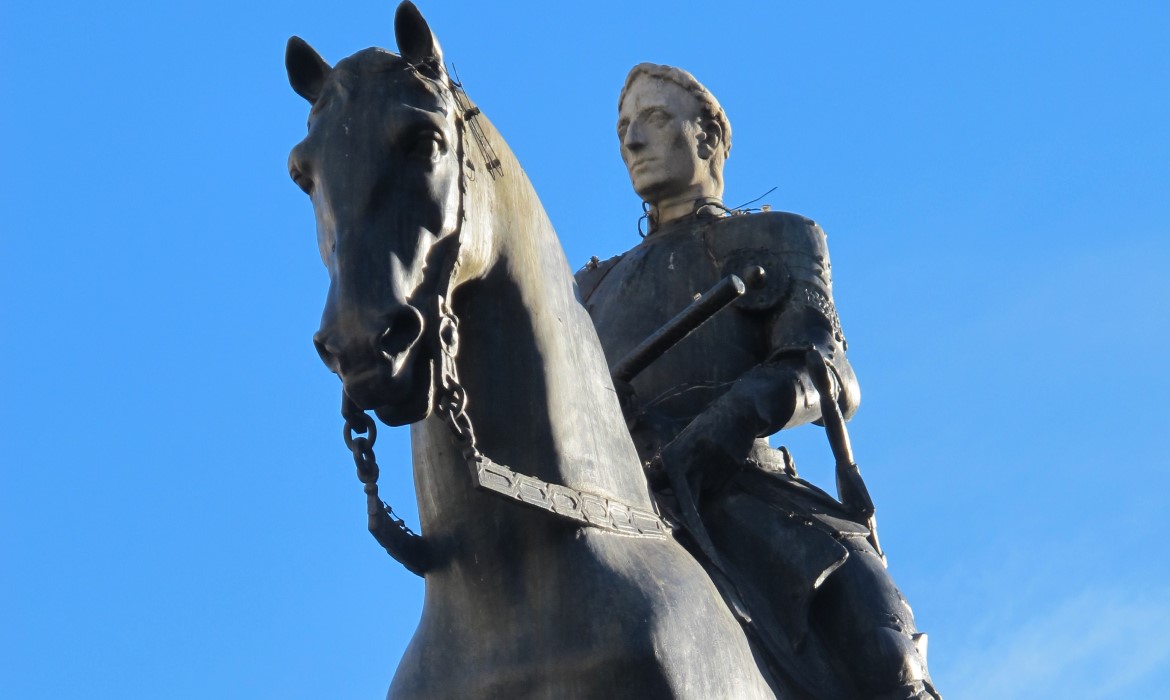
left=943, top=586, right=1170, bottom=699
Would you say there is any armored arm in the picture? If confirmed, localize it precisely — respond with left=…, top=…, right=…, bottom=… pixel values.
left=764, top=216, right=858, bottom=428
left=659, top=217, right=858, bottom=486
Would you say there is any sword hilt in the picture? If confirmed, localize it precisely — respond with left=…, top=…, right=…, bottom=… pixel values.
left=805, top=349, right=885, bottom=563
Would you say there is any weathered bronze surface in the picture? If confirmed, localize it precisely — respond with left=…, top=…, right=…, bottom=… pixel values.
left=287, top=4, right=939, bottom=698
left=576, top=63, right=941, bottom=699
left=287, top=4, right=777, bottom=698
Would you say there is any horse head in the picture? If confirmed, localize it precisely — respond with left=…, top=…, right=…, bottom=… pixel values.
left=286, top=2, right=474, bottom=426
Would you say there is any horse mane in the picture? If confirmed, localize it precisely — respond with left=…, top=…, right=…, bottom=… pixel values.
left=436, top=85, right=653, bottom=501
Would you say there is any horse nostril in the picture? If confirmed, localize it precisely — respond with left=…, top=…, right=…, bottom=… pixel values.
left=313, top=333, right=339, bottom=372
left=379, top=307, right=424, bottom=362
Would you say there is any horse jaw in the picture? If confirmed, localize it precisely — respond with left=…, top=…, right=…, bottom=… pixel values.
left=372, top=356, right=435, bottom=426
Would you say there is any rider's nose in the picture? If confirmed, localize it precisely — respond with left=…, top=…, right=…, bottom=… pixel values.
left=623, top=122, right=645, bottom=153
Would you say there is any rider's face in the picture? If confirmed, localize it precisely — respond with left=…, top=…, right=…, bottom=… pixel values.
left=617, top=77, right=708, bottom=203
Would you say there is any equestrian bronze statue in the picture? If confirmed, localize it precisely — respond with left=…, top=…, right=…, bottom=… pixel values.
left=285, top=3, right=939, bottom=698
left=285, top=3, right=776, bottom=698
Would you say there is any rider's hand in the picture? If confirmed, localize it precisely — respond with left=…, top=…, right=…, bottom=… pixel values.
left=659, top=421, right=742, bottom=497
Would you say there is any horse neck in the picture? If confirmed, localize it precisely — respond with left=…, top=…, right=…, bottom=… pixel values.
left=447, top=125, right=653, bottom=510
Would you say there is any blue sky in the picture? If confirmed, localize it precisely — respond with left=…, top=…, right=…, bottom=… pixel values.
left=2, top=1, right=1168, bottom=698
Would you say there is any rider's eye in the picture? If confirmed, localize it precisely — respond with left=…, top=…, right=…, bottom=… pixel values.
left=290, top=166, right=314, bottom=195
left=647, top=110, right=671, bottom=127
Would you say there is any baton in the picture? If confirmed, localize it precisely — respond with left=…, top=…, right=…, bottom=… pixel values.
left=611, top=270, right=760, bottom=384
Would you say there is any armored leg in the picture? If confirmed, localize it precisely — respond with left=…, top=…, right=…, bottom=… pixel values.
left=810, top=537, right=940, bottom=699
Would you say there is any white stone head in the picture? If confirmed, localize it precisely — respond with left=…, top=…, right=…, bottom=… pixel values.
left=617, top=64, right=732, bottom=226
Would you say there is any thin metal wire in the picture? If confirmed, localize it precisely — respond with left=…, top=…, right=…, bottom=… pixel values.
left=728, top=185, right=777, bottom=212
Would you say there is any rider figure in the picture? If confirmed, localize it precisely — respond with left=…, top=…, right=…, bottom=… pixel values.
left=576, top=63, right=940, bottom=700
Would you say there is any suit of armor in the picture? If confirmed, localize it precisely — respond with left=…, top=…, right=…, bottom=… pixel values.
left=578, top=210, right=939, bottom=700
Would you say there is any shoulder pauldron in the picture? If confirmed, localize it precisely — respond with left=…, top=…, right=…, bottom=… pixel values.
left=705, top=212, right=832, bottom=314
left=574, top=253, right=625, bottom=304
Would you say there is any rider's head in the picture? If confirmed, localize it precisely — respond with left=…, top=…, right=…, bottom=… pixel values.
left=617, top=64, right=731, bottom=222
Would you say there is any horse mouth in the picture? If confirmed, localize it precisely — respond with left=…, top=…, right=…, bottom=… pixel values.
left=341, top=356, right=435, bottom=426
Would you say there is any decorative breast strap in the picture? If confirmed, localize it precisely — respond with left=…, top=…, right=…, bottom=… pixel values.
left=474, top=456, right=670, bottom=538
left=435, top=298, right=671, bottom=540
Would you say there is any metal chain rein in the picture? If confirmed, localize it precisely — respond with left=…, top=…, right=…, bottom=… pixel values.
left=341, top=401, right=427, bottom=576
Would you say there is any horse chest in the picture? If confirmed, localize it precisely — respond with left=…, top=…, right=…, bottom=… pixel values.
left=392, top=531, right=775, bottom=700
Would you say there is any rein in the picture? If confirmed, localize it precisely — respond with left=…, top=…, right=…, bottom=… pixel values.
left=337, top=69, right=669, bottom=576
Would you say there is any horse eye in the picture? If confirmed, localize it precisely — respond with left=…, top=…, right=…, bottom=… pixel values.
left=290, top=166, right=314, bottom=195
left=409, top=131, right=446, bottom=162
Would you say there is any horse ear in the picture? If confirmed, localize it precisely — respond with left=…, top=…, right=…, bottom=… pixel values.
left=286, top=36, right=332, bottom=104
left=395, top=1, right=444, bottom=71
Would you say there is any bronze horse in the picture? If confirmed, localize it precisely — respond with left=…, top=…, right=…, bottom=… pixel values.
left=285, top=3, right=778, bottom=698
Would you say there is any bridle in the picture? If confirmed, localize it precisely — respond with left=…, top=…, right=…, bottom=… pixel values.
left=336, top=65, right=669, bottom=577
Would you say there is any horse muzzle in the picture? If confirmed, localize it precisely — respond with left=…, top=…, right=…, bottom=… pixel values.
left=314, top=304, right=436, bottom=423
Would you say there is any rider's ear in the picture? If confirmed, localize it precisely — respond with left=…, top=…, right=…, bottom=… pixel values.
left=286, top=36, right=331, bottom=104
left=696, top=118, right=723, bottom=161
left=395, top=1, right=444, bottom=73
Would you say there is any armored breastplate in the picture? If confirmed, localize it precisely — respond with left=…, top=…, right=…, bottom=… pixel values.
left=579, top=212, right=826, bottom=452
